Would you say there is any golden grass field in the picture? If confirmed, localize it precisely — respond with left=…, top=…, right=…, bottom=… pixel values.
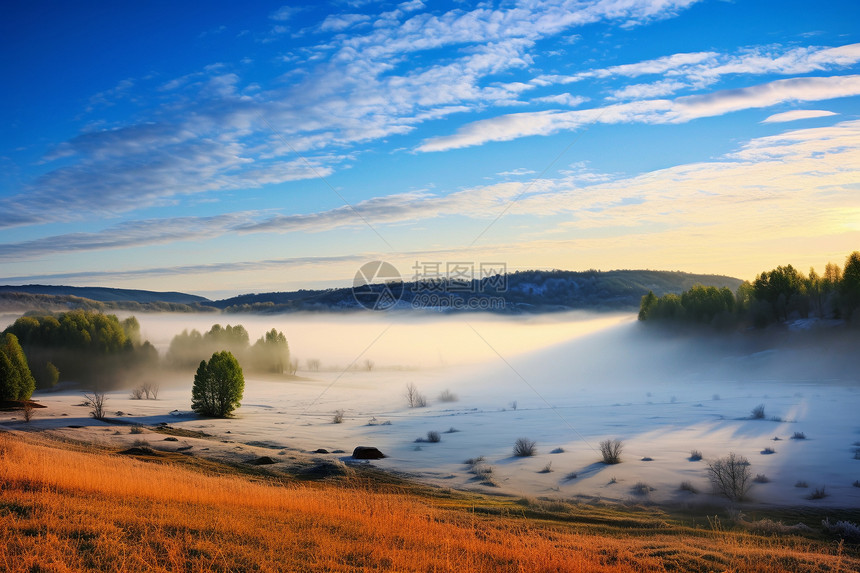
left=0, top=431, right=857, bottom=572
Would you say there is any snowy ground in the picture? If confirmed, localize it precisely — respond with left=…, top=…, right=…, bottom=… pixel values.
left=2, top=312, right=859, bottom=508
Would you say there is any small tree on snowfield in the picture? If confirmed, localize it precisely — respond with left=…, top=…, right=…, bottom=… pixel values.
left=191, top=351, right=244, bottom=417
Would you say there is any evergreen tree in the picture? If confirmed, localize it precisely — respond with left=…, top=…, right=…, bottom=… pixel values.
left=191, top=351, right=244, bottom=417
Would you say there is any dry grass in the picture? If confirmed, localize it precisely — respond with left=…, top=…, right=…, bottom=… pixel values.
left=0, top=432, right=856, bottom=572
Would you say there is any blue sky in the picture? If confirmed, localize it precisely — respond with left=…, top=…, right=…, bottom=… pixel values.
left=2, top=0, right=859, bottom=297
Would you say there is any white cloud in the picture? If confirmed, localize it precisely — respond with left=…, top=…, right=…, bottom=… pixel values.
left=270, top=6, right=297, bottom=21
left=761, top=109, right=838, bottom=123
left=9, top=120, right=858, bottom=283
left=532, top=93, right=589, bottom=106
left=418, top=75, right=860, bottom=151
left=669, top=75, right=860, bottom=122
left=535, top=42, right=860, bottom=99
left=0, top=214, right=257, bottom=262
left=607, top=79, right=686, bottom=100
left=319, top=13, right=371, bottom=32
left=497, top=168, right=537, bottom=177
left=14, top=1, right=855, bottom=234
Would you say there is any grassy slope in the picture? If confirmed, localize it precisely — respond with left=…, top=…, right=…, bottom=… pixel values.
left=0, top=431, right=856, bottom=572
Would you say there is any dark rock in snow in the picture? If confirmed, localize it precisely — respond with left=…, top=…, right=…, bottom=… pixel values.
left=352, top=446, right=385, bottom=460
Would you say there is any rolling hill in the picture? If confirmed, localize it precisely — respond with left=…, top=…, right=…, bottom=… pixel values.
left=0, top=270, right=743, bottom=314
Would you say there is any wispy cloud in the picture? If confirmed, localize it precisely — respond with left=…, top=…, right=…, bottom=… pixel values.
left=418, top=75, right=860, bottom=151
left=0, top=214, right=258, bottom=262
left=532, top=93, right=589, bottom=106
left=7, top=120, right=858, bottom=273
left=6, top=1, right=704, bottom=230
left=761, top=109, right=838, bottom=123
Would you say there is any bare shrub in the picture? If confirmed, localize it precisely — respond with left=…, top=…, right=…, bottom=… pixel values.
left=632, top=482, right=653, bottom=495
left=21, top=402, right=34, bottom=423
left=822, top=519, right=860, bottom=542
left=513, top=437, right=537, bottom=457
left=689, top=450, right=703, bottom=461
left=129, top=425, right=144, bottom=435
left=746, top=519, right=813, bottom=536
left=443, top=427, right=459, bottom=433
left=306, top=359, right=321, bottom=372
left=751, top=404, right=765, bottom=419
left=83, top=391, right=107, bottom=421
left=599, top=439, right=623, bottom=464
left=707, top=452, right=751, bottom=501
left=807, top=486, right=827, bottom=500
left=853, top=480, right=860, bottom=488
left=538, top=462, right=552, bottom=473
left=426, top=431, right=441, bottom=443
left=405, top=383, right=427, bottom=408
left=679, top=481, right=698, bottom=494
left=761, top=447, right=776, bottom=455
left=438, top=389, right=458, bottom=403
left=550, top=447, right=565, bottom=454
left=142, top=382, right=159, bottom=400
left=753, top=474, right=770, bottom=483
left=332, top=409, right=344, bottom=424
left=564, top=472, right=578, bottom=480
left=130, top=387, right=145, bottom=400
left=795, top=480, right=808, bottom=488
left=466, top=456, right=496, bottom=486
left=791, top=431, right=806, bottom=440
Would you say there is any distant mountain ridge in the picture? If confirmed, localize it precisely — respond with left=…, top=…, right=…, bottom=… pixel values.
left=0, top=284, right=209, bottom=305
left=0, top=270, right=743, bottom=314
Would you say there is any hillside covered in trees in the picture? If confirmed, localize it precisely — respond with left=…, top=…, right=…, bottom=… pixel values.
left=213, top=269, right=742, bottom=313
left=1, top=270, right=741, bottom=315
left=639, top=251, right=860, bottom=328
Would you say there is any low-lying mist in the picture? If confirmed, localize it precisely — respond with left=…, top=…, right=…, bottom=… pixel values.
left=133, top=311, right=633, bottom=371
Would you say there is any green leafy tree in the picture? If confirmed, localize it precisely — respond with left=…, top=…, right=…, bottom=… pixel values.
left=249, top=329, right=290, bottom=373
left=2, top=334, right=35, bottom=400
left=735, top=281, right=754, bottom=314
left=841, top=251, right=860, bottom=319
left=42, top=362, right=60, bottom=389
left=3, top=310, right=149, bottom=387
left=638, top=291, right=657, bottom=321
left=0, top=351, right=21, bottom=401
left=753, top=265, right=806, bottom=321
left=167, top=324, right=251, bottom=369
left=806, top=268, right=823, bottom=318
left=191, top=351, right=245, bottom=417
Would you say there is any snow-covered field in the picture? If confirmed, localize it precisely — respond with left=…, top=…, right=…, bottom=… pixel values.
left=3, top=311, right=859, bottom=508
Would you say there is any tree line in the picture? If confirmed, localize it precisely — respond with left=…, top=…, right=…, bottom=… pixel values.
left=166, top=324, right=293, bottom=374
left=1, top=310, right=293, bottom=392
left=639, top=251, right=860, bottom=327
left=3, top=311, right=156, bottom=390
